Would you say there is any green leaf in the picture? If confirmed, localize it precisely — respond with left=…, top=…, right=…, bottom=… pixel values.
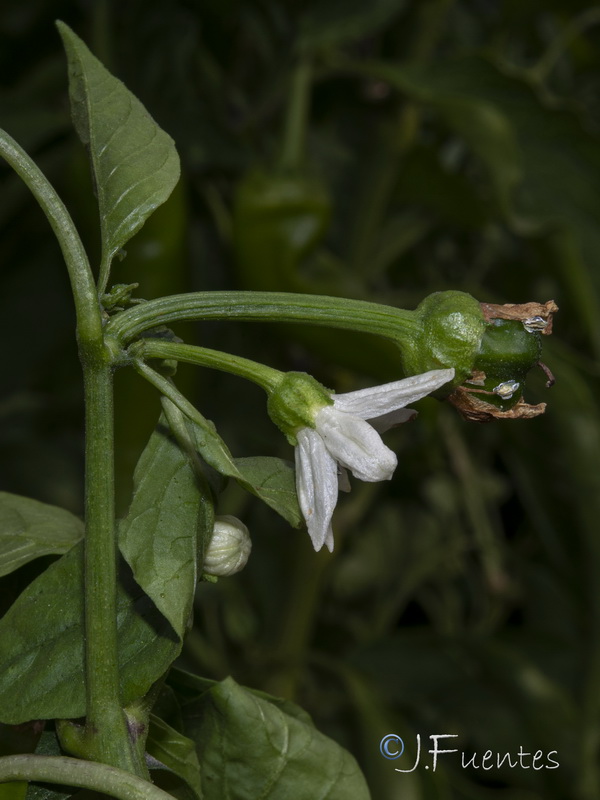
left=0, top=415, right=218, bottom=724
left=181, top=677, right=370, bottom=800
left=233, top=457, right=301, bottom=528
left=299, top=0, right=406, bottom=52
left=168, top=667, right=314, bottom=726
left=26, top=783, right=70, bottom=800
left=147, top=715, right=203, bottom=800
left=56, top=22, right=180, bottom=277
left=188, top=417, right=301, bottom=527
left=165, top=667, right=216, bottom=702
left=0, top=542, right=179, bottom=724
left=119, top=422, right=213, bottom=638
left=0, top=492, right=83, bottom=578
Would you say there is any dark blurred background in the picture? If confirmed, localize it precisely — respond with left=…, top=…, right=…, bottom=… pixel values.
left=2, top=1, right=600, bottom=797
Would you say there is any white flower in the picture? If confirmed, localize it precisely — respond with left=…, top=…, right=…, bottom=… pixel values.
left=295, top=368, right=455, bottom=552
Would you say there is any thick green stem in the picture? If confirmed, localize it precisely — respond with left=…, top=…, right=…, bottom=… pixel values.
left=0, top=755, right=172, bottom=800
left=107, top=290, right=420, bottom=347
left=0, top=128, right=102, bottom=347
left=131, top=339, right=282, bottom=391
left=0, top=128, right=142, bottom=774
left=82, top=360, right=144, bottom=775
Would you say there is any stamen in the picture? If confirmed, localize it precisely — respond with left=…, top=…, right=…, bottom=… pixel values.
left=537, top=361, right=556, bottom=388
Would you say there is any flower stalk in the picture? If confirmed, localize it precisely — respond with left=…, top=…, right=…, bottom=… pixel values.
left=129, top=339, right=282, bottom=392
left=107, top=290, right=421, bottom=347
left=132, top=338, right=457, bottom=551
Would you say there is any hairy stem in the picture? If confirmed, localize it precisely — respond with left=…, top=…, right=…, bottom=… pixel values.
left=132, top=360, right=217, bottom=430
left=0, top=128, right=102, bottom=349
left=130, top=339, right=282, bottom=391
left=107, top=290, right=420, bottom=346
left=0, top=755, right=171, bottom=800
left=0, top=127, right=143, bottom=773
left=82, top=360, right=145, bottom=775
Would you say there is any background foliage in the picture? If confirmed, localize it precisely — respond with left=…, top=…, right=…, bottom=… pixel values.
left=2, top=1, right=600, bottom=798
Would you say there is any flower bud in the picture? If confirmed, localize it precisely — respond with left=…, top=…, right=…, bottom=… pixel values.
left=204, top=515, right=252, bottom=577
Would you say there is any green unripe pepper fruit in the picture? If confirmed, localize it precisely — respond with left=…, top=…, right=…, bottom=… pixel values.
left=398, top=292, right=552, bottom=419
left=472, top=319, right=542, bottom=411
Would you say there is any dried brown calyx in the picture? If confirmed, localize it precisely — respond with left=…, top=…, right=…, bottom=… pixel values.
left=448, top=299, right=558, bottom=422
left=447, top=385, right=547, bottom=422
left=480, top=300, right=558, bottom=334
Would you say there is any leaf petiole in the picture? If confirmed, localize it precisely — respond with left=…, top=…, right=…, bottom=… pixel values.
left=132, top=359, right=222, bottom=432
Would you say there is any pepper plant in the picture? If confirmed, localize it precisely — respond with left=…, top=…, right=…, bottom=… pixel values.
left=0, top=22, right=556, bottom=800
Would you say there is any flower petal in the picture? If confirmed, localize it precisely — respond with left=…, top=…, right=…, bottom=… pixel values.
left=369, top=407, right=417, bottom=433
left=338, top=466, right=351, bottom=493
left=295, top=428, right=338, bottom=552
left=315, top=406, right=397, bottom=482
left=332, top=368, right=455, bottom=419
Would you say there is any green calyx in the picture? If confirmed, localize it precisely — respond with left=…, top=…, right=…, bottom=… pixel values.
left=400, top=290, right=487, bottom=390
left=267, top=371, right=333, bottom=444
left=471, top=319, right=542, bottom=410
